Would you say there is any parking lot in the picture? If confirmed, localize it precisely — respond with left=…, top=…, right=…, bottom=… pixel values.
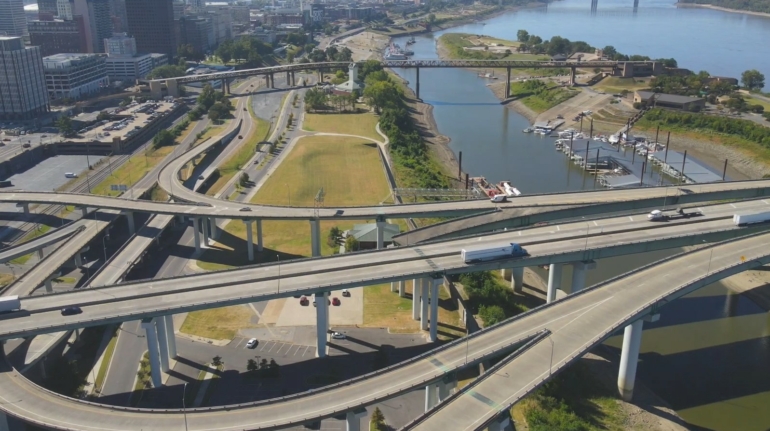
left=274, top=288, right=363, bottom=327
left=229, top=336, right=317, bottom=358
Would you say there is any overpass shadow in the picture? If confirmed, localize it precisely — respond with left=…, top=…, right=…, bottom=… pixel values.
left=185, top=224, right=303, bottom=267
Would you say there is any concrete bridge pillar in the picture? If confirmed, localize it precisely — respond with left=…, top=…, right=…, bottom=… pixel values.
left=37, top=248, right=44, bottom=259
left=164, top=314, right=177, bottom=358
left=398, top=280, right=406, bottom=298
left=570, top=67, right=577, bottom=86
left=176, top=214, right=185, bottom=224
left=80, top=206, right=88, bottom=218
left=345, top=409, right=366, bottom=431
left=44, top=277, right=54, bottom=293
left=424, top=382, right=438, bottom=412
left=202, top=217, right=211, bottom=246
left=390, top=282, right=397, bottom=293
left=73, top=252, right=82, bottom=267
left=318, top=68, right=323, bottom=82
left=150, top=80, right=163, bottom=99
left=547, top=263, right=563, bottom=303
left=315, top=292, right=329, bottom=357
left=290, top=71, right=295, bottom=86
left=506, top=67, right=511, bottom=98
left=192, top=217, right=201, bottom=254
left=245, top=220, right=254, bottom=261
left=256, top=219, right=263, bottom=252
left=224, top=78, right=230, bottom=95
left=286, top=71, right=291, bottom=86
left=569, top=260, right=596, bottom=293
left=209, top=217, right=219, bottom=240
left=141, top=318, right=163, bottom=388
left=155, top=314, right=171, bottom=373
left=310, top=219, right=321, bottom=257
left=166, top=79, right=180, bottom=97
left=511, top=267, right=524, bottom=292
left=725, top=290, right=740, bottom=317
left=617, top=319, right=644, bottom=401
left=420, top=278, right=430, bottom=330
left=124, top=211, right=135, bottom=235
left=488, top=412, right=514, bottom=431
left=376, top=218, right=386, bottom=250
left=269, top=73, right=275, bottom=88
left=264, top=74, right=270, bottom=87
left=415, top=66, right=420, bottom=99
left=412, top=278, right=422, bottom=320
left=429, top=278, right=440, bottom=342
left=0, top=411, right=9, bottom=431
left=22, top=203, right=29, bottom=215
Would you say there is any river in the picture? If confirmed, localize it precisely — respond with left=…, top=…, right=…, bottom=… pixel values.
left=389, top=1, right=770, bottom=429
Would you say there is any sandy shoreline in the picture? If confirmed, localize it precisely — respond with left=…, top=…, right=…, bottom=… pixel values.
left=676, top=2, right=770, bottom=18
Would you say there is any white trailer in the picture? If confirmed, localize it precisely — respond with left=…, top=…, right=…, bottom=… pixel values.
left=0, top=296, right=21, bottom=313
left=461, top=243, right=528, bottom=263
left=734, top=212, right=770, bottom=226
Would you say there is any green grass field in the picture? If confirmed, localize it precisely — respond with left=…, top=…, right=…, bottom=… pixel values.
left=180, top=305, right=257, bottom=340
left=90, top=146, right=175, bottom=197
left=302, top=111, right=382, bottom=142
left=196, top=135, right=391, bottom=270
left=509, top=82, right=579, bottom=113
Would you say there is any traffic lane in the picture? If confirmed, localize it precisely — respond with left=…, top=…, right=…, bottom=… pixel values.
left=9, top=199, right=765, bottom=312
left=0, top=234, right=766, bottom=431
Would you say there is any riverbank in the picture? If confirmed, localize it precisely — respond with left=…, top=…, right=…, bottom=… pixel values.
left=676, top=2, right=770, bottom=18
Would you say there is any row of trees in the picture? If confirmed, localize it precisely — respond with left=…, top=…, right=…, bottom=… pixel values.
left=306, top=45, right=353, bottom=63
left=214, top=36, right=274, bottom=66
left=457, top=272, right=525, bottom=327
left=641, top=108, right=770, bottom=146
left=188, top=84, right=234, bottom=122
left=679, top=0, right=770, bottom=13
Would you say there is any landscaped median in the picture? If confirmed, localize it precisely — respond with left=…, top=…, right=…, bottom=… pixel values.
left=302, top=110, right=383, bottom=142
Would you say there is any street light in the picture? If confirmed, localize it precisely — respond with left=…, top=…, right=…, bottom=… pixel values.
left=182, top=382, right=189, bottom=431
left=102, top=234, right=110, bottom=263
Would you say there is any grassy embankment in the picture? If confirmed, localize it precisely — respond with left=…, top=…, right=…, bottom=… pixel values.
left=302, top=111, right=383, bottom=142
left=0, top=273, right=14, bottom=289
left=635, top=108, right=770, bottom=166
left=203, top=97, right=271, bottom=196
left=508, top=80, right=579, bottom=113
left=93, top=326, right=119, bottom=394
left=181, top=305, right=257, bottom=340
left=592, top=76, right=650, bottom=95
left=438, top=33, right=558, bottom=78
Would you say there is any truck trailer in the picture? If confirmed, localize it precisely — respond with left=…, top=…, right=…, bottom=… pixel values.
left=0, top=296, right=21, bottom=314
left=461, top=243, right=528, bottom=264
left=734, top=212, right=770, bottom=226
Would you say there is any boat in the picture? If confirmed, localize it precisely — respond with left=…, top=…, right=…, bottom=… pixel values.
left=384, top=43, right=408, bottom=60
left=402, top=49, right=414, bottom=56
left=406, top=37, right=416, bottom=45
left=522, top=128, right=533, bottom=133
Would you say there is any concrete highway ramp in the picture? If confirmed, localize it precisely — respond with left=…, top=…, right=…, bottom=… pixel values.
left=1, top=232, right=770, bottom=430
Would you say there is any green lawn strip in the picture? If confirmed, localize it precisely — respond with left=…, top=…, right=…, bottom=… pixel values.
left=302, top=110, right=382, bottom=142
left=508, top=81, right=579, bottom=113
left=130, top=352, right=151, bottom=407
left=90, top=146, right=175, bottom=197
left=93, top=326, right=119, bottom=394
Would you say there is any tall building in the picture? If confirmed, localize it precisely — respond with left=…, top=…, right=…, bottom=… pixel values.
left=175, top=16, right=209, bottom=56
left=73, top=0, right=112, bottom=53
left=42, top=52, right=109, bottom=100
left=106, top=52, right=166, bottom=81
left=172, top=0, right=185, bottom=19
left=108, top=0, right=127, bottom=32
left=57, top=0, right=72, bottom=19
left=28, top=16, right=88, bottom=56
left=0, top=0, right=28, bottom=38
left=125, top=0, right=175, bottom=58
left=37, top=0, right=58, bottom=16
left=103, top=33, right=135, bottom=56
left=0, top=37, right=49, bottom=121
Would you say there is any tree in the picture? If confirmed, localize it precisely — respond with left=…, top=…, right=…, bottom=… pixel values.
left=363, top=80, right=401, bottom=113
left=197, top=84, right=217, bottom=109
left=212, top=356, right=223, bottom=366
left=516, top=29, right=529, bottom=42
left=479, top=304, right=506, bottom=327
left=147, top=64, right=186, bottom=79
left=427, top=13, right=436, bottom=25
left=371, top=407, right=386, bottom=431
left=304, top=88, right=327, bottom=111
left=344, top=235, right=359, bottom=252
left=741, top=69, right=765, bottom=90
left=239, top=172, right=250, bottom=187
left=208, top=105, right=222, bottom=122
left=602, top=45, right=617, bottom=58
left=152, top=129, right=176, bottom=149
left=56, top=116, right=74, bottom=136
left=247, top=358, right=258, bottom=372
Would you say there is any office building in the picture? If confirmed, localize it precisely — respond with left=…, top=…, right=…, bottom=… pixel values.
left=105, top=52, right=166, bottom=81
left=57, top=0, right=73, bottom=19
left=37, top=0, right=59, bottom=16
left=0, top=37, right=49, bottom=121
left=0, top=0, right=28, bottom=38
left=43, top=53, right=109, bottom=100
left=109, top=0, right=127, bottom=32
left=173, top=0, right=185, bottom=19
left=204, top=7, right=232, bottom=48
left=28, top=17, right=88, bottom=56
left=175, top=16, right=210, bottom=56
left=103, top=32, right=135, bottom=56
left=73, top=0, right=112, bottom=53
left=125, top=0, right=175, bottom=58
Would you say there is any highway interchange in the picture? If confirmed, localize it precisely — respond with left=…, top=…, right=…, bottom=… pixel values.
left=1, top=64, right=770, bottom=430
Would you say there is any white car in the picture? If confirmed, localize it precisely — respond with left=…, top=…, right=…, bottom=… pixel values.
left=331, top=332, right=345, bottom=340
left=246, top=338, right=258, bottom=349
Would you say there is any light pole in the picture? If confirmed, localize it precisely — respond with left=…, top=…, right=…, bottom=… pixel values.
left=703, top=240, right=714, bottom=275
left=277, top=254, right=281, bottom=293
left=102, top=234, right=110, bottom=263
left=547, top=335, right=554, bottom=377
left=182, top=382, right=189, bottom=431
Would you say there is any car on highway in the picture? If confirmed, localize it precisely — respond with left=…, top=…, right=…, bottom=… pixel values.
left=238, top=135, right=243, bottom=139
left=331, top=332, right=345, bottom=340
left=341, top=289, right=350, bottom=297
left=332, top=297, right=340, bottom=306
left=61, top=306, right=82, bottom=316
left=239, top=207, right=251, bottom=212
left=198, top=175, right=204, bottom=180
left=246, top=338, right=258, bottom=349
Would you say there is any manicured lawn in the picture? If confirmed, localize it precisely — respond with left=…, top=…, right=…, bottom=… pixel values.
left=745, top=95, right=770, bottom=111
left=196, top=135, right=391, bottom=270
left=94, top=327, right=119, bottom=394
left=90, top=146, right=175, bottom=197
left=303, top=112, right=382, bottom=142
left=205, top=116, right=270, bottom=196
left=593, top=77, right=650, bottom=94
left=0, top=273, right=14, bottom=288
left=509, top=82, right=579, bottom=113
left=180, top=305, right=257, bottom=340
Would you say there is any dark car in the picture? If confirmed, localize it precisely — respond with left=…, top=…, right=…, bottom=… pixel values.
left=61, top=306, right=82, bottom=316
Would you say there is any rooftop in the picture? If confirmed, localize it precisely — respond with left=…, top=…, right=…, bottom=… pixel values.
left=349, top=223, right=399, bottom=243
left=635, top=90, right=703, bottom=105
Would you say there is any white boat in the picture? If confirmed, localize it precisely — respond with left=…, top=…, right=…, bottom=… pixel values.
left=608, top=135, right=620, bottom=144
left=522, top=128, right=533, bottom=133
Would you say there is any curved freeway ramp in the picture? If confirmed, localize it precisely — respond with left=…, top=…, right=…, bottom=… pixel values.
left=0, top=221, right=85, bottom=265
left=0, top=230, right=768, bottom=430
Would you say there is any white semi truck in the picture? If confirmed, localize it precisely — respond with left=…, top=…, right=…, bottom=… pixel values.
left=734, top=212, right=770, bottom=226
left=0, top=296, right=21, bottom=314
left=461, top=243, right=529, bottom=264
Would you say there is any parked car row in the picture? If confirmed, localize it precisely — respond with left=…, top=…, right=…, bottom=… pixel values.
left=298, top=290, right=349, bottom=306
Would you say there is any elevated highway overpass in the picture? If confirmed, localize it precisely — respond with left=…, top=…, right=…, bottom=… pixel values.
left=0, top=223, right=767, bottom=430
left=0, top=221, right=85, bottom=265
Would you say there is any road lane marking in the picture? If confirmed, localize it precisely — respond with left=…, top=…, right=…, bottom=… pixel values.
left=267, top=342, right=277, bottom=353
left=628, top=216, right=634, bottom=221
left=275, top=343, right=286, bottom=355
left=258, top=341, right=272, bottom=352
left=593, top=221, right=598, bottom=226
left=234, top=338, right=245, bottom=349
left=556, top=226, right=560, bottom=231
left=302, top=346, right=310, bottom=356
left=730, top=203, right=736, bottom=208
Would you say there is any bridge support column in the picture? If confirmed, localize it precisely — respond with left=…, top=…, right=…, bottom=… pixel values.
left=155, top=314, right=171, bottom=373
left=141, top=318, right=163, bottom=388
left=192, top=217, right=201, bottom=253
left=315, top=292, right=329, bottom=357
left=569, top=260, right=596, bottom=293
left=245, top=220, right=254, bottom=261
left=547, top=263, right=563, bottom=303
left=224, top=78, right=230, bottom=95
left=202, top=217, right=210, bottom=246
left=80, top=206, right=88, bottom=218
left=376, top=218, right=386, bottom=250
left=429, top=278, right=439, bottom=342
left=44, top=277, right=53, bottom=293
left=424, top=382, right=438, bottom=412
left=209, top=217, right=219, bottom=240
left=725, top=290, right=740, bottom=317
left=488, top=412, right=513, bottom=431
left=37, top=248, right=44, bottom=259
left=22, top=203, right=29, bottom=215
left=286, top=71, right=291, bottom=86
left=176, top=214, right=185, bottom=224
left=166, top=79, right=180, bottom=97
left=291, top=71, right=295, bottom=86
left=264, top=74, right=270, bottom=87
left=125, top=211, right=135, bottom=235
left=269, top=73, right=275, bottom=88
left=399, top=280, right=406, bottom=298
left=310, top=219, right=321, bottom=257
left=0, top=411, right=9, bottom=431
left=164, top=314, right=177, bottom=358
left=570, top=67, right=576, bottom=86
left=506, top=67, right=511, bottom=98
left=421, top=278, right=430, bottom=330
left=74, top=252, right=82, bottom=267
left=390, top=282, right=397, bottom=293
left=345, top=409, right=366, bottom=431
left=511, top=267, right=524, bottom=292
left=256, top=219, right=263, bottom=251
left=617, top=319, right=644, bottom=401
left=150, top=80, right=162, bottom=99
left=415, top=67, right=420, bottom=99
left=412, top=278, right=422, bottom=320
